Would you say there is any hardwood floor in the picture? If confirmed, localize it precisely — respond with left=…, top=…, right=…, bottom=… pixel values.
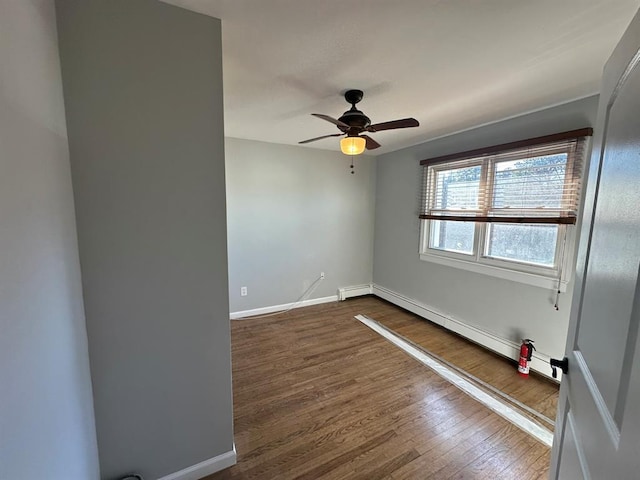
left=369, top=300, right=559, bottom=423
left=204, top=297, right=556, bottom=480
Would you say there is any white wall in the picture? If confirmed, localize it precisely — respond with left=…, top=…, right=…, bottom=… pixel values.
left=226, top=138, right=376, bottom=313
left=0, top=1, right=99, bottom=478
left=56, top=1, right=233, bottom=478
left=373, top=96, right=599, bottom=367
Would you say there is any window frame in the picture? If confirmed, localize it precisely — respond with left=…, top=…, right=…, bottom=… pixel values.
left=418, top=130, right=591, bottom=291
left=419, top=221, right=574, bottom=291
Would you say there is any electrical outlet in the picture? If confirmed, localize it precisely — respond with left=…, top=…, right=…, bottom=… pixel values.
left=240, top=286, right=248, bottom=296
left=320, top=272, right=325, bottom=280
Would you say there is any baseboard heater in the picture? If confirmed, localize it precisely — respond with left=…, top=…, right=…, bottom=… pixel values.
left=338, top=284, right=373, bottom=301
left=371, top=284, right=559, bottom=381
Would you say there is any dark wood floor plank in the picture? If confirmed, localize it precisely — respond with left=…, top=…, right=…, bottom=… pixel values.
left=370, top=299, right=559, bottom=420
left=203, top=297, right=554, bottom=480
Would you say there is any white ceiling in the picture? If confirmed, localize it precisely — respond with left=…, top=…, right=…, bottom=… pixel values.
left=163, top=0, right=640, bottom=155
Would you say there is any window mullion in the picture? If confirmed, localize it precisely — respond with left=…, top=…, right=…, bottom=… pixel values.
left=474, top=222, right=484, bottom=262
left=475, top=157, right=493, bottom=259
left=482, top=158, right=495, bottom=215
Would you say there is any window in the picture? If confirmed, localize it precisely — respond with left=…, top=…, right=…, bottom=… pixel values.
left=419, top=129, right=592, bottom=289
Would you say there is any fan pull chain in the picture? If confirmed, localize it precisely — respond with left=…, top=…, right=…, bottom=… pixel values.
left=350, top=158, right=355, bottom=174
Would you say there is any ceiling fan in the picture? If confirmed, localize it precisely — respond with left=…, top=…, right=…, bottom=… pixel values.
left=299, top=89, right=419, bottom=155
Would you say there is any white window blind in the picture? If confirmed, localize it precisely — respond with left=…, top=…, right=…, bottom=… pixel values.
left=419, top=128, right=592, bottom=225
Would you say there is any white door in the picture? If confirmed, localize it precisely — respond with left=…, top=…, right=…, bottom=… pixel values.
left=549, top=8, right=640, bottom=480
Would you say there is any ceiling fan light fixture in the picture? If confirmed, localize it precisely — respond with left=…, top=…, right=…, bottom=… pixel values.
left=340, top=136, right=366, bottom=155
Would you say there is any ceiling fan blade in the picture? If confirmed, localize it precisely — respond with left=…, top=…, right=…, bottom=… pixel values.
left=298, top=133, right=344, bottom=144
left=368, top=118, right=419, bottom=132
left=361, top=135, right=381, bottom=150
left=311, top=113, right=349, bottom=128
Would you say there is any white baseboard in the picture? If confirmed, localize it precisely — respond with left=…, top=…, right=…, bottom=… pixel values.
left=372, top=284, right=558, bottom=380
left=157, top=445, right=236, bottom=480
left=230, top=295, right=338, bottom=319
left=338, top=284, right=373, bottom=301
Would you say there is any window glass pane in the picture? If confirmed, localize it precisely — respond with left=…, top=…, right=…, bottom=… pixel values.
left=486, top=223, right=558, bottom=267
left=493, top=154, right=567, bottom=209
left=429, top=220, right=474, bottom=254
left=434, top=165, right=481, bottom=209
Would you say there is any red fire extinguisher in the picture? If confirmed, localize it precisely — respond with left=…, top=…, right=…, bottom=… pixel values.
left=518, top=339, right=536, bottom=377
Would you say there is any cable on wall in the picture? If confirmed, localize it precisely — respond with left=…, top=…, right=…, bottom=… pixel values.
left=235, top=275, right=325, bottom=320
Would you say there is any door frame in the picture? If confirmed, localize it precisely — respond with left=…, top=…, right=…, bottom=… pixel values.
left=549, top=8, right=640, bottom=478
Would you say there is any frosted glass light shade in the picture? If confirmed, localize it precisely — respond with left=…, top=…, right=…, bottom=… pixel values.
left=340, top=136, right=366, bottom=155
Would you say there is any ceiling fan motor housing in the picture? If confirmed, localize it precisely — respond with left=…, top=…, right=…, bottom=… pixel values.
left=338, top=109, right=371, bottom=134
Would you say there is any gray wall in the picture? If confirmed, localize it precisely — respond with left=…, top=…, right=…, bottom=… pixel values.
left=373, top=96, right=599, bottom=360
left=55, top=1, right=233, bottom=478
left=226, top=138, right=376, bottom=313
left=0, top=1, right=99, bottom=478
